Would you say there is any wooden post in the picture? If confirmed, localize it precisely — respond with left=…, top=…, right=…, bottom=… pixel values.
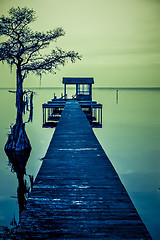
left=43, top=107, right=44, bottom=125
left=64, top=84, right=66, bottom=99
left=90, top=84, right=92, bottom=101
left=101, top=107, right=102, bottom=125
left=98, top=108, right=100, bottom=124
left=44, top=108, right=46, bottom=125
left=76, top=84, right=78, bottom=99
left=116, top=89, right=118, bottom=104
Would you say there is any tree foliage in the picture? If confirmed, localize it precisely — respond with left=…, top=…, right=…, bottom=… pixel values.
left=0, top=7, right=81, bottom=151
left=0, top=7, right=81, bottom=79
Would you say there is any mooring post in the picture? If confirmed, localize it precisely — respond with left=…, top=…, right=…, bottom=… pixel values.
left=116, top=89, right=119, bottom=104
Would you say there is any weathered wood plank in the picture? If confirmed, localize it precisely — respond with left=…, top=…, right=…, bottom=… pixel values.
left=13, top=100, right=152, bottom=239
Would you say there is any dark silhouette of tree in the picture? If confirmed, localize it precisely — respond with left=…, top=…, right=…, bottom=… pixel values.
left=6, top=149, right=31, bottom=216
left=0, top=7, right=81, bottom=151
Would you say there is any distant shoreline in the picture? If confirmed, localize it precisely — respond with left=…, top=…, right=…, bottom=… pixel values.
left=0, top=87, right=160, bottom=90
left=93, top=87, right=160, bottom=90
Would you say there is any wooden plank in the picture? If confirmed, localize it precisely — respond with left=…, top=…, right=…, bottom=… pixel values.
left=13, top=100, right=152, bottom=239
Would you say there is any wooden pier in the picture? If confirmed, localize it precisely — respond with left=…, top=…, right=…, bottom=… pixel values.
left=42, top=77, right=102, bottom=128
left=13, top=100, right=151, bottom=239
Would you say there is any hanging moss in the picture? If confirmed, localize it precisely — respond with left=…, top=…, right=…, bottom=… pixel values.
left=28, top=92, right=33, bottom=122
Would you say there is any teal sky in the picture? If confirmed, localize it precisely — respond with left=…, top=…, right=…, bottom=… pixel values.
left=0, top=0, right=160, bottom=88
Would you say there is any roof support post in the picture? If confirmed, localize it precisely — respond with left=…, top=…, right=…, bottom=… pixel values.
left=64, top=84, right=66, bottom=99
left=90, top=84, right=92, bottom=101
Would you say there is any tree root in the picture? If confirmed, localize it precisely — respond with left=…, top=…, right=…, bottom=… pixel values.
left=5, top=123, right=31, bottom=151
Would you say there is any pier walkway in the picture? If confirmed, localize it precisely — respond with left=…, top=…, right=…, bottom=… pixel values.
left=14, top=100, right=151, bottom=239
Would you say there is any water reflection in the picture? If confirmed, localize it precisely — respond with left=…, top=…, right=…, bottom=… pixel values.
left=5, top=148, right=32, bottom=217
left=0, top=88, right=160, bottom=239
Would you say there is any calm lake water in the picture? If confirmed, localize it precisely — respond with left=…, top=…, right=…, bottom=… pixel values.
left=0, top=87, right=160, bottom=239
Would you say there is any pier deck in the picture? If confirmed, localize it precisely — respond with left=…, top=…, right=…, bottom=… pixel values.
left=14, top=100, right=151, bottom=239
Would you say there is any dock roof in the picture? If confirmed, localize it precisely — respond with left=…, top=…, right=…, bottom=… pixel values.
left=63, top=77, right=94, bottom=84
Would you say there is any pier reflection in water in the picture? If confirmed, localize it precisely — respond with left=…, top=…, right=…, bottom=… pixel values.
left=5, top=148, right=33, bottom=218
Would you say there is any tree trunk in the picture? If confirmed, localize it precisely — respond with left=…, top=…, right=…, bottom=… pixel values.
left=5, top=66, right=31, bottom=151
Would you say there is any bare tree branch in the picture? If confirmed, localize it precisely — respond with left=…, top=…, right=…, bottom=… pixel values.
left=1, top=7, right=81, bottom=151
left=0, top=6, right=81, bottom=95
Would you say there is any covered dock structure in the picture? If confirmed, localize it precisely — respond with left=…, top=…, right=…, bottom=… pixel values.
left=42, top=77, right=102, bottom=128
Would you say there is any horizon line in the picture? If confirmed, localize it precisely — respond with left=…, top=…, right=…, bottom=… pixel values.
left=0, top=86, right=160, bottom=90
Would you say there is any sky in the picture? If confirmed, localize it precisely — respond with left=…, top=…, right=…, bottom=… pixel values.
left=0, top=0, right=160, bottom=88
